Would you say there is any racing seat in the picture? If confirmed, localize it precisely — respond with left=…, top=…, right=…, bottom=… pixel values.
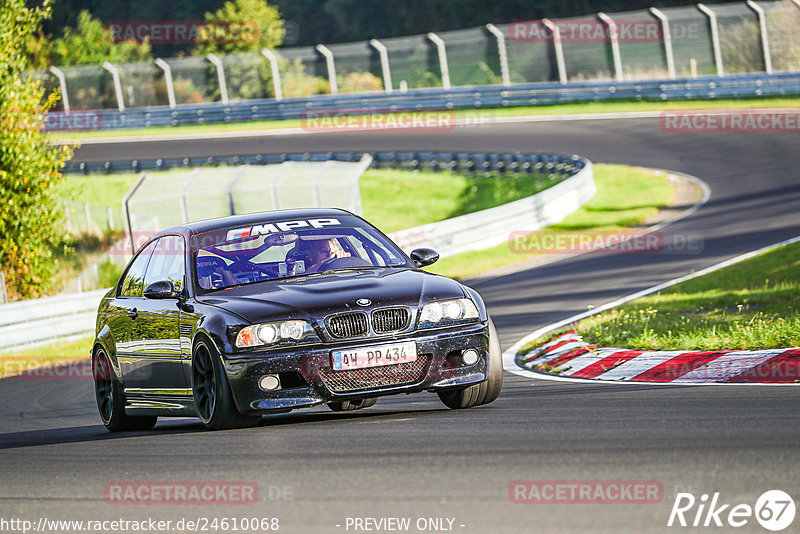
left=196, top=255, right=238, bottom=289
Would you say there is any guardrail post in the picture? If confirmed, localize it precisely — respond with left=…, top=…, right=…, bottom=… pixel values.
left=426, top=32, right=451, bottom=89
left=206, top=53, right=229, bottom=104
left=154, top=58, right=176, bottom=108
left=261, top=48, right=283, bottom=100
left=315, top=44, right=338, bottom=94
left=649, top=8, right=676, bottom=79
left=697, top=3, right=724, bottom=76
left=122, top=172, right=148, bottom=255
left=102, top=61, right=126, bottom=111
left=598, top=13, right=623, bottom=81
left=542, top=19, right=567, bottom=84
left=746, top=1, right=773, bottom=74
left=485, top=24, right=511, bottom=86
left=48, top=66, right=70, bottom=113
left=369, top=39, right=394, bottom=93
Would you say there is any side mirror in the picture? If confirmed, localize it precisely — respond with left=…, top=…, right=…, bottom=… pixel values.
left=144, top=280, right=180, bottom=299
left=410, top=248, right=440, bottom=268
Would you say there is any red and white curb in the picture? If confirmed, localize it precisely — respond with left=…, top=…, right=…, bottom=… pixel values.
left=519, top=331, right=800, bottom=384
left=500, top=233, right=800, bottom=386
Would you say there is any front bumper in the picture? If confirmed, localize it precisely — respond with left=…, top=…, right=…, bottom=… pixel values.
left=222, top=322, right=490, bottom=414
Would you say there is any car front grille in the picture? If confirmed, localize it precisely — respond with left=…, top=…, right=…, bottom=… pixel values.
left=319, top=355, right=432, bottom=393
left=327, top=312, right=369, bottom=339
left=372, top=307, right=411, bottom=334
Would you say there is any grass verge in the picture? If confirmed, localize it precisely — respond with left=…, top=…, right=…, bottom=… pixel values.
left=428, top=165, right=674, bottom=279
left=0, top=337, right=93, bottom=379
left=520, top=241, right=800, bottom=355
left=48, top=96, right=800, bottom=141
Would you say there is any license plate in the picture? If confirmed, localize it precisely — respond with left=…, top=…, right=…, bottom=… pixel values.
left=331, top=341, right=417, bottom=371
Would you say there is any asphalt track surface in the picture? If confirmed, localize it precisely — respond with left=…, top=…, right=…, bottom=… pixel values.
left=2, top=117, right=799, bottom=533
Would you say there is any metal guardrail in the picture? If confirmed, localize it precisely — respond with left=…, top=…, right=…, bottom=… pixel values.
left=389, top=156, right=594, bottom=258
left=0, top=288, right=108, bottom=351
left=51, top=71, right=800, bottom=139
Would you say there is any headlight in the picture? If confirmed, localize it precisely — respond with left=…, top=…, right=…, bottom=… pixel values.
left=418, top=298, right=479, bottom=329
left=236, top=320, right=315, bottom=348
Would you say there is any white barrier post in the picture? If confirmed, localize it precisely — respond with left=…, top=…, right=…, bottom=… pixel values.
left=598, top=13, right=623, bottom=81
left=154, top=58, right=176, bottom=108
left=369, top=39, right=393, bottom=93
left=102, top=61, right=126, bottom=111
left=206, top=53, right=229, bottom=104
left=48, top=66, right=70, bottom=114
left=697, top=3, right=724, bottom=76
left=485, top=24, right=511, bottom=86
left=746, top=1, right=773, bottom=74
left=649, top=8, right=676, bottom=79
left=261, top=48, right=283, bottom=100
left=426, top=32, right=452, bottom=89
left=316, top=44, right=338, bottom=94
left=543, top=19, right=567, bottom=84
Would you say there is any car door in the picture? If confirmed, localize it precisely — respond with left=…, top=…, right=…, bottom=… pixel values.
left=127, top=235, right=189, bottom=395
left=114, top=240, right=157, bottom=389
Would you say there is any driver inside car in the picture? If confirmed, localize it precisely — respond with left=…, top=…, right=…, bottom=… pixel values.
left=300, top=237, right=350, bottom=273
left=196, top=255, right=238, bottom=289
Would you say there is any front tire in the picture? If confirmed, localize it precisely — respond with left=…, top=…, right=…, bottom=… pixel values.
left=192, top=338, right=261, bottom=430
left=93, top=348, right=157, bottom=432
left=437, top=318, right=503, bottom=409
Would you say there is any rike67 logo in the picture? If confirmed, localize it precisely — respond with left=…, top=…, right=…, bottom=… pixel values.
left=668, top=490, right=796, bottom=531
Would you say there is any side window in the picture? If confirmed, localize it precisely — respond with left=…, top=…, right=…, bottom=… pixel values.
left=144, top=236, right=186, bottom=292
left=119, top=241, right=157, bottom=297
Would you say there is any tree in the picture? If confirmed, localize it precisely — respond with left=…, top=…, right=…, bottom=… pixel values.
left=51, top=10, right=151, bottom=66
left=195, top=0, right=284, bottom=56
left=0, top=0, right=73, bottom=299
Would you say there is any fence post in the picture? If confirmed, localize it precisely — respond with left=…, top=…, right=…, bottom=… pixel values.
left=102, top=61, right=126, bottom=111
left=426, top=33, right=451, bottom=89
left=122, top=172, right=148, bottom=255
left=697, top=3, right=724, bottom=76
left=485, top=24, right=511, bottom=86
left=650, top=8, right=676, bottom=79
left=84, top=203, right=94, bottom=235
left=597, top=13, right=623, bottom=81
left=180, top=169, right=202, bottom=224
left=315, top=44, right=338, bottom=94
left=369, top=39, right=394, bottom=93
left=107, top=206, right=115, bottom=231
left=206, top=53, right=229, bottom=104
left=0, top=272, right=7, bottom=305
left=154, top=58, right=176, bottom=108
left=746, top=1, right=773, bottom=74
left=227, top=167, right=248, bottom=215
left=542, top=19, right=567, bottom=84
left=48, top=66, right=70, bottom=114
left=261, top=48, right=283, bottom=100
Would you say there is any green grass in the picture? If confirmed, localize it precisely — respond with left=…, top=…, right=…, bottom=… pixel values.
left=361, top=170, right=559, bottom=234
left=428, top=165, right=674, bottom=278
left=55, top=173, right=140, bottom=208
left=0, top=337, right=93, bottom=378
left=48, top=96, right=800, bottom=141
left=523, top=241, right=800, bottom=353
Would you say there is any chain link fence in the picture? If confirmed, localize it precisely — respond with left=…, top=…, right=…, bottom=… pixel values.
left=35, top=1, right=800, bottom=113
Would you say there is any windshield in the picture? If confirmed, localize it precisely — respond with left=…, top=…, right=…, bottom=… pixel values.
left=192, top=217, right=410, bottom=291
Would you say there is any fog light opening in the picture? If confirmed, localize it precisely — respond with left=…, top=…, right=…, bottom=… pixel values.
left=259, top=374, right=281, bottom=391
left=462, top=348, right=480, bottom=366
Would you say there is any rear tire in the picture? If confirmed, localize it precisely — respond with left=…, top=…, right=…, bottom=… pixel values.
left=437, top=317, right=503, bottom=409
left=192, top=338, right=261, bottom=430
left=328, top=398, right=378, bottom=412
left=93, top=348, right=157, bottom=432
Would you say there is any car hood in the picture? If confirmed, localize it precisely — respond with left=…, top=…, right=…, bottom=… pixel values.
left=195, top=268, right=466, bottom=324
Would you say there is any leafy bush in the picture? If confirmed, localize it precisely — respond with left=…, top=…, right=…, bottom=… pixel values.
left=337, top=71, right=383, bottom=93
left=51, top=11, right=151, bottom=67
left=0, top=0, right=73, bottom=299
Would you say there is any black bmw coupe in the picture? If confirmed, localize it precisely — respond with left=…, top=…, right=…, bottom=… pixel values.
left=92, top=209, right=502, bottom=431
